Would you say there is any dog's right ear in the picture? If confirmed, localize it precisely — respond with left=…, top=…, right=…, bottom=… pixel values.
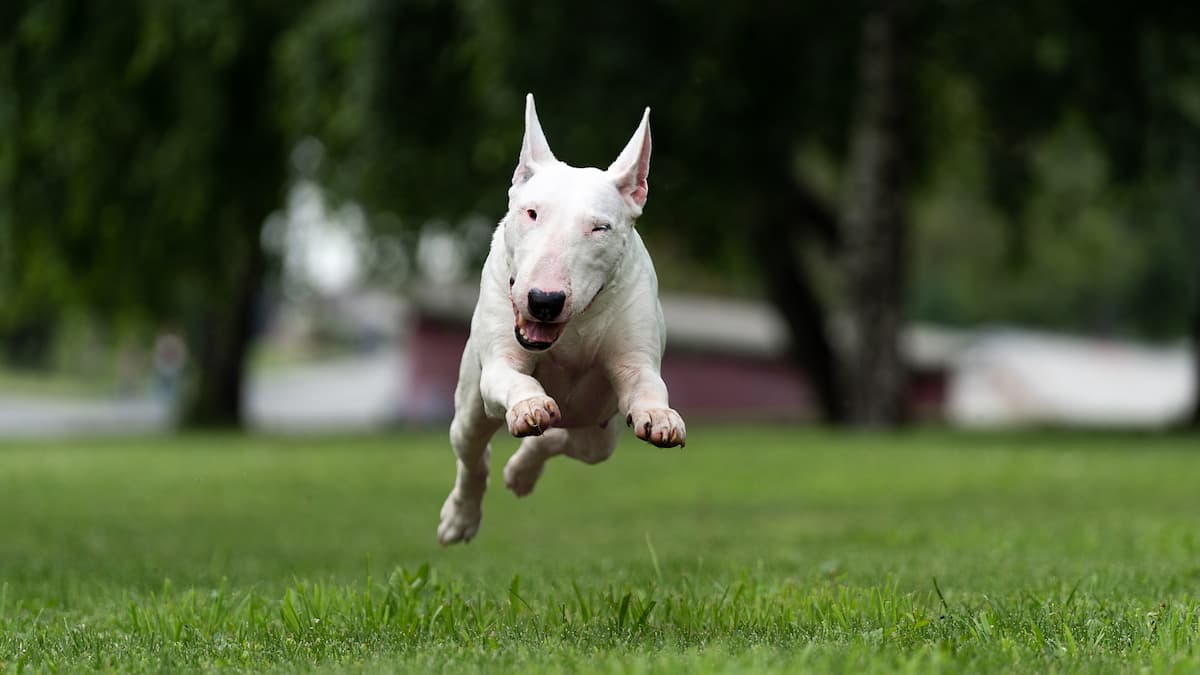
left=513, top=93, right=556, bottom=186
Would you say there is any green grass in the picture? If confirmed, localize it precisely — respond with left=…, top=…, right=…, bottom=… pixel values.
left=0, top=428, right=1198, bottom=672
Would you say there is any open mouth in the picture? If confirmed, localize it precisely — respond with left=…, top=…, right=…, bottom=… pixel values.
left=514, top=313, right=565, bottom=351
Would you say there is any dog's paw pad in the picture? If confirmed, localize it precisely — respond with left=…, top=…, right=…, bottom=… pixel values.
left=506, top=396, right=560, bottom=437
left=627, top=407, right=686, bottom=448
left=437, top=492, right=482, bottom=545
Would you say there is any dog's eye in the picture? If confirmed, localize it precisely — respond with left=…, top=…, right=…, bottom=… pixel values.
left=526, top=209, right=537, bottom=221
left=592, top=222, right=612, bottom=232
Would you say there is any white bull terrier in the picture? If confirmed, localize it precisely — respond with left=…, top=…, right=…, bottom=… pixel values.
left=437, top=94, right=686, bottom=545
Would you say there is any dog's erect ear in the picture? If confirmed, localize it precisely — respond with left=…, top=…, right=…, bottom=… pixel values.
left=607, top=107, right=651, bottom=214
left=513, top=93, right=556, bottom=186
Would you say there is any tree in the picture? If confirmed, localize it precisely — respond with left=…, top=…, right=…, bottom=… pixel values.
left=1, top=1, right=299, bottom=426
left=841, top=0, right=913, bottom=426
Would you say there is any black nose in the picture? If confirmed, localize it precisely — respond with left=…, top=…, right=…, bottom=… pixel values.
left=527, top=289, right=566, bottom=321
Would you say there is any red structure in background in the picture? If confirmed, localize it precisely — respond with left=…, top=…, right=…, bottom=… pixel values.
left=404, top=316, right=469, bottom=422
left=659, top=350, right=812, bottom=420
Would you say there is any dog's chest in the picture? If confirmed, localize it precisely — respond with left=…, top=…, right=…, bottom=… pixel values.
left=532, top=353, right=617, bottom=427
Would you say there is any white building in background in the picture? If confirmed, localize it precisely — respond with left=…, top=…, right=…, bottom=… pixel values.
left=948, top=330, right=1195, bottom=428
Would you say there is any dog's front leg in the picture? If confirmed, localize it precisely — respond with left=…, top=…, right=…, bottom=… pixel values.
left=609, top=356, right=686, bottom=448
left=480, top=358, right=561, bottom=437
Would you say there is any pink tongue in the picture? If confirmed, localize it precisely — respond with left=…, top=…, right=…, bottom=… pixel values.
left=524, top=321, right=562, bottom=343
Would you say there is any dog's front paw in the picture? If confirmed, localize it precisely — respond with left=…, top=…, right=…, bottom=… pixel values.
left=506, top=396, right=560, bottom=437
left=438, top=491, right=482, bottom=545
left=627, top=407, right=686, bottom=448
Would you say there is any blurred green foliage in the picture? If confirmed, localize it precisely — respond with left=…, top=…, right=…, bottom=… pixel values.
left=2, top=1, right=284, bottom=319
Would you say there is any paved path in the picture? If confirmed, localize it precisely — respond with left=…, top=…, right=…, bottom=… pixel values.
left=246, top=349, right=406, bottom=432
left=0, top=349, right=407, bottom=438
left=0, top=395, right=170, bottom=438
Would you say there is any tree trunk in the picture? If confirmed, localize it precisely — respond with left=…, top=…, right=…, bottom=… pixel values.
left=841, top=0, right=912, bottom=428
left=179, top=15, right=284, bottom=429
left=182, top=237, right=266, bottom=428
left=0, top=315, right=54, bottom=369
left=1192, top=270, right=1200, bottom=427
left=756, top=184, right=848, bottom=425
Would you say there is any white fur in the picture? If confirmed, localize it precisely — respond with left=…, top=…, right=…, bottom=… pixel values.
left=438, top=94, right=686, bottom=545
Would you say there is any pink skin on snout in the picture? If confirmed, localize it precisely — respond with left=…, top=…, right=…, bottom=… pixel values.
left=510, top=240, right=573, bottom=350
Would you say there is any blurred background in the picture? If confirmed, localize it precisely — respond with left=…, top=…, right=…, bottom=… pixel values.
left=0, top=0, right=1197, bottom=436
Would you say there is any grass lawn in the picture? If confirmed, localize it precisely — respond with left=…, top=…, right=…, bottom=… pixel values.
left=0, top=427, right=1197, bottom=672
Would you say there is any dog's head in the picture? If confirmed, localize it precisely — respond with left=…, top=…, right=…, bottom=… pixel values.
left=503, top=94, right=652, bottom=352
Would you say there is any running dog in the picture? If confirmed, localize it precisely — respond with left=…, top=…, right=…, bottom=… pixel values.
left=438, top=94, right=685, bottom=545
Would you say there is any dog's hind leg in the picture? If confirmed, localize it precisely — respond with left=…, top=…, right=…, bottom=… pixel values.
left=503, top=428, right=566, bottom=497
left=438, top=355, right=502, bottom=545
left=503, top=417, right=621, bottom=497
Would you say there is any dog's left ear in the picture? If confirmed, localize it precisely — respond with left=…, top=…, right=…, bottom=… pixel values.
left=607, top=107, right=651, bottom=215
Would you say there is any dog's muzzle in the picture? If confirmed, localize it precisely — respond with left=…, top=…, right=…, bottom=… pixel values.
left=509, top=283, right=604, bottom=352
